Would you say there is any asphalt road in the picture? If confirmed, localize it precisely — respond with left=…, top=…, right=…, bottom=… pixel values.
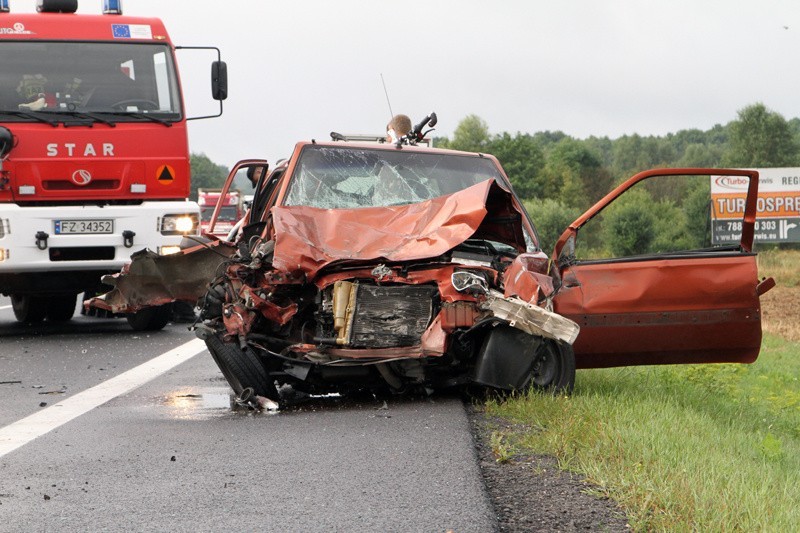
left=0, top=296, right=497, bottom=532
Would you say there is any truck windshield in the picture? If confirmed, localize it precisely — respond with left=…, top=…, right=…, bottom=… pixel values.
left=284, top=146, right=506, bottom=209
left=0, top=41, right=181, bottom=120
left=201, top=206, right=239, bottom=222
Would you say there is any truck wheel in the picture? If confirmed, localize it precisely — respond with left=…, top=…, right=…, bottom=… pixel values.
left=204, top=332, right=278, bottom=402
left=11, top=294, right=47, bottom=323
left=126, top=304, right=171, bottom=331
left=46, top=294, right=77, bottom=322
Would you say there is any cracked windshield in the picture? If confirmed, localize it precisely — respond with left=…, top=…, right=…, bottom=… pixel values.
left=283, top=145, right=504, bottom=209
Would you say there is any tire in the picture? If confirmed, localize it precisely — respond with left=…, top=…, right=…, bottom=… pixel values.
left=46, top=294, right=77, bottom=322
left=126, top=304, right=171, bottom=331
left=204, top=332, right=278, bottom=401
left=11, top=294, right=47, bottom=323
left=529, top=339, right=576, bottom=394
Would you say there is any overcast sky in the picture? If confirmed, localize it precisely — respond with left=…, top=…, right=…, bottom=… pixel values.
left=12, top=0, right=800, bottom=168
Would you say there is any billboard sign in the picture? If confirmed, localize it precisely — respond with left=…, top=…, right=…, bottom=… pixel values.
left=711, top=168, right=800, bottom=244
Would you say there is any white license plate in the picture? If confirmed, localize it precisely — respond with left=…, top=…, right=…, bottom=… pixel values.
left=54, top=219, right=114, bottom=235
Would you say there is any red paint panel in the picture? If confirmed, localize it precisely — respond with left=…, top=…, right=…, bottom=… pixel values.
left=0, top=15, right=170, bottom=42
left=503, top=253, right=553, bottom=303
left=270, top=180, right=520, bottom=278
left=440, top=302, right=482, bottom=331
left=7, top=122, right=190, bottom=200
left=553, top=254, right=762, bottom=367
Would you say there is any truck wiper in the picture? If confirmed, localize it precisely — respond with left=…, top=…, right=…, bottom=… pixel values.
left=0, top=108, right=60, bottom=127
left=97, top=111, right=173, bottom=127
left=38, top=109, right=117, bottom=127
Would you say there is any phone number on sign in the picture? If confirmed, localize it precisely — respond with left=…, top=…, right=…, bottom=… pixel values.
left=723, top=220, right=780, bottom=231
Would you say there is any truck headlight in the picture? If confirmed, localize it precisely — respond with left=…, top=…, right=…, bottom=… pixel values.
left=160, top=214, right=198, bottom=235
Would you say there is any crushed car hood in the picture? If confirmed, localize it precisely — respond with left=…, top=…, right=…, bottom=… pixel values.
left=86, top=179, right=528, bottom=314
left=272, top=179, right=528, bottom=278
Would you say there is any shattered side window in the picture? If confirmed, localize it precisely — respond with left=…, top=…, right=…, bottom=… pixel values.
left=573, top=174, right=740, bottom=260
left=523, top=230, right=538, bottom=253
left=283, top=146, right=504, bottom=209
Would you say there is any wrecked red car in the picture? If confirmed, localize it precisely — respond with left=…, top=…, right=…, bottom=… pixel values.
left=89, top=134, right=772, bottom=405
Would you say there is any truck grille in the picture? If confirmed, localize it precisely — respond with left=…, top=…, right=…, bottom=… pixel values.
left=49, top=247, right=115, bottom=261
left=42, top=180, right=120, bottom=191
left=349, top=285, right=437, bottom=348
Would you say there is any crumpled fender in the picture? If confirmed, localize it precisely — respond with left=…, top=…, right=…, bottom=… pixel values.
left=85, top=241, right=237, bottom=314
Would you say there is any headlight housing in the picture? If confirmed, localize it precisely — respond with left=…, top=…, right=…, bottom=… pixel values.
left=160, top=214, right=199, bottom=235
left=451, top=270, right=489, bottom=296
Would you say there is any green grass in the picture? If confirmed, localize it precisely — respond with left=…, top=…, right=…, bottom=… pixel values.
left=757, top=249, right=800, bottom=287
left=485, top=333, right=800, bottom=531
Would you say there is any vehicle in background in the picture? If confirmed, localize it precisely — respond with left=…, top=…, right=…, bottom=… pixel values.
left=198, top=188, right=243, bottom=238
left=0, top=0, right=228, bottom=330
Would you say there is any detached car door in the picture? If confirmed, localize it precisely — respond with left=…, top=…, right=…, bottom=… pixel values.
left=551, top=168, right=774, bottom=368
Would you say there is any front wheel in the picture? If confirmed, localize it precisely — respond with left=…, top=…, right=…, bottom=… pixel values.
left=204, top=333, right=279, bottom=402
left=528, top=339, right=576, bottom=394
left=11, top=294, right=47, bottom=323
left=46, top=294, right=77, bottom=322
left=126, top=304, right=171, bottom=331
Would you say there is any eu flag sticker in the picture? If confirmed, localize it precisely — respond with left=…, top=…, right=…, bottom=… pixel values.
left=112, top=24, right=131, bottom=38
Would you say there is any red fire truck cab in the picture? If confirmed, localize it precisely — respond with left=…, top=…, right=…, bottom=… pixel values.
left=0, top=0, right=227, bottom=329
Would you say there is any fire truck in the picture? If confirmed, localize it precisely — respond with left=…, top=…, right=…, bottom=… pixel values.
left=0, top=0, right=227, bottom=329
left=198, top=188, right=243, bottom=238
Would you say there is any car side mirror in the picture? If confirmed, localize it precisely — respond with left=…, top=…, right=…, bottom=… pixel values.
left=557, top=234, right=577, bottom=268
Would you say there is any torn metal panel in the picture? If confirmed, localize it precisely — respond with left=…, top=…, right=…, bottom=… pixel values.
left=483, top=290, right=580, bottom=345
left=86, top=242, right=237, bottom=313
left=502, top=253, right=554, bottom=304
left=312, top=264, right=498, bottom=303
left=271, top=179, right=527, bottom=278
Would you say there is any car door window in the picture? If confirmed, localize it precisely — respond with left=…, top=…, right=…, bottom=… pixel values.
left=567, top=174, right=746, bottom=262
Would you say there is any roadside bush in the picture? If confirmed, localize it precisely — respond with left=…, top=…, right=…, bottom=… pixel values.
left=524, top=198, right=582, bottom=252
left=602, top=189, right=656, bottom=257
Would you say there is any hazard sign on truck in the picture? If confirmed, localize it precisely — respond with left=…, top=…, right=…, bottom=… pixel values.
left=711, top=168, right=800, bottom=244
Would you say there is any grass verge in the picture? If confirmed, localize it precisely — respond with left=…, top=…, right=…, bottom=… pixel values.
left=757, top=248, right=800, bottom=287
left=485, top=333, right=800, bottom=531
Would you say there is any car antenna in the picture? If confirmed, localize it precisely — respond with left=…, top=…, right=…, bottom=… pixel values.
left=380, top=73, right=394, bottom=118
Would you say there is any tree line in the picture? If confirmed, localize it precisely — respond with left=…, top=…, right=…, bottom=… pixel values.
left=435, top=103, right=800, bottom=252
left=188, top=102, right=798, bottom=253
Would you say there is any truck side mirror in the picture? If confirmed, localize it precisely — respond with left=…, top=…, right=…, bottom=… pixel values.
left=211, top=61, right=228, bottom=101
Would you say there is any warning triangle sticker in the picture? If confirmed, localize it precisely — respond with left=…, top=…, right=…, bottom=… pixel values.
left=157, top=165, right=175, bottom=184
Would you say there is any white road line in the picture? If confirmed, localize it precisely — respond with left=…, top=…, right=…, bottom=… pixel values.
left=0, top=305, right=11, bottom=310
left=0, top=337, right=207, bottom=459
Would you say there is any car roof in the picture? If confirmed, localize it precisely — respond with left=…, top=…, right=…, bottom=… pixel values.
left=292, top=140, right=496, bottom=160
